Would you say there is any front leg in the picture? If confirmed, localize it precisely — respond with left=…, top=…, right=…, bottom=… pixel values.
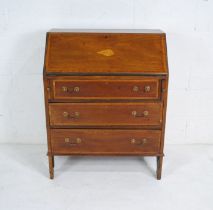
left=156, top=156, right=163, bottom=180
left=48, top=155, right=54, bottom=179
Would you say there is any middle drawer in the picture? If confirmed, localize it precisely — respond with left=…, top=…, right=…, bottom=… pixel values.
left=49, top=102, right=163, bottom=127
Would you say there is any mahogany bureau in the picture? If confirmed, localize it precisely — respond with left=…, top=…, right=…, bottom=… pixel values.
left=43, top=29, right=169, bottom=180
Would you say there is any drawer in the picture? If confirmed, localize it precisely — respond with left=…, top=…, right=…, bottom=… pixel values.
left=49, top=102, right=162, bottom=127
left=50, top=129, right=161, bottom=155
left=51, top=79, right=159, bottom=100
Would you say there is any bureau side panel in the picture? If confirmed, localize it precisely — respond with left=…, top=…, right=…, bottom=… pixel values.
left=43, top=78, right=52, bottom=155
left=159, top=34, right=169, bottom=154
left=160, top=78, right=168, bottom=154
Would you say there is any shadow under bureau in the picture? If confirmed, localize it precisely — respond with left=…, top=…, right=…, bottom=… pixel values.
left=43, top=29, right=169, bottom=180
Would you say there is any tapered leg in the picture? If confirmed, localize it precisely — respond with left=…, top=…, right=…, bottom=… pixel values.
left=52, top=156, right=54, bottom=168
left=156, top=156, right=163, bottom=180
left=48, top=155, right=54, bottom=179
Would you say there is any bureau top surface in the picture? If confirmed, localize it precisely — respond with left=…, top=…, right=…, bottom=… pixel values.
left=44, top=29, right=168, bottom=76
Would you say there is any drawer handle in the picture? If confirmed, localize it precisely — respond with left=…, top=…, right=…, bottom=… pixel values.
left=131, top=138, right=147, bottom=145
left=63, top=111, right=80, bottom=118
left=64, top=137, right=82, bottom=145
left=132, top=110, right=149, bottom=117
left=144, top=85, right=151, bottom=92
left=74, top=86, right=80, bottom=92
left=61, top=86, right=80, bottom=92
left=62, top=86, right=68, bottom=92
left=133, top=86, right=139, bottom=92
left=133, top=85, right=151, bottom=92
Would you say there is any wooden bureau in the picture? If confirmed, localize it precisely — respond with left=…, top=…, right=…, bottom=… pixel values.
left=43, top=29, right=169, bottom=180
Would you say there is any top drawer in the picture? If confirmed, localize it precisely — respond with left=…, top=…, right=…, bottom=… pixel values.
left=50, top=77, right=160, bottom=100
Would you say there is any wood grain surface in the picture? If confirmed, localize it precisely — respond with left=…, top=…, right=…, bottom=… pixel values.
left=44, top=32, right=168, bottom=75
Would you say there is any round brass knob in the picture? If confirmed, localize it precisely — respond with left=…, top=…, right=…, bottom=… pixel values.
left=131, top=139, right=136, bottom=144
left=133, top=86, right=139, bottom=92
left=74, top=87, right=80, bottom=92
left=132, top=111, right=137, bottom=116
left=143, top=110, right=149, bottom=116
left=62, top=86, right=68, bottom=92
left=76, top=138, right=81, bottom=144
left=63, top=112, right=69, bottom=117
left=64, top=137, right=70, bottom=143
left=74, top=112, right=79, bottom=117
left=144, top=85, right=151, bottom=92
left=142, top=138, right=147, bottom=144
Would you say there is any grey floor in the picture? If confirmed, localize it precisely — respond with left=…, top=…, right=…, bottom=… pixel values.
left=0, top=144, right=213, bottom=210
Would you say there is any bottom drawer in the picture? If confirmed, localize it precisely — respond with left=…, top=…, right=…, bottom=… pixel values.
left=51, top=129, right=161, bottom=155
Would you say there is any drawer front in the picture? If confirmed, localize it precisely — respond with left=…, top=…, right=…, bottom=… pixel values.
left=49, top=103, right=162, bottom=127
left=51, top=129, right=161, bottom=155
left=52, top=79, right=159, bottom=100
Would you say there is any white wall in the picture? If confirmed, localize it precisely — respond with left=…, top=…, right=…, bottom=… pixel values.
left=0, top=0, right=213, bottom=144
